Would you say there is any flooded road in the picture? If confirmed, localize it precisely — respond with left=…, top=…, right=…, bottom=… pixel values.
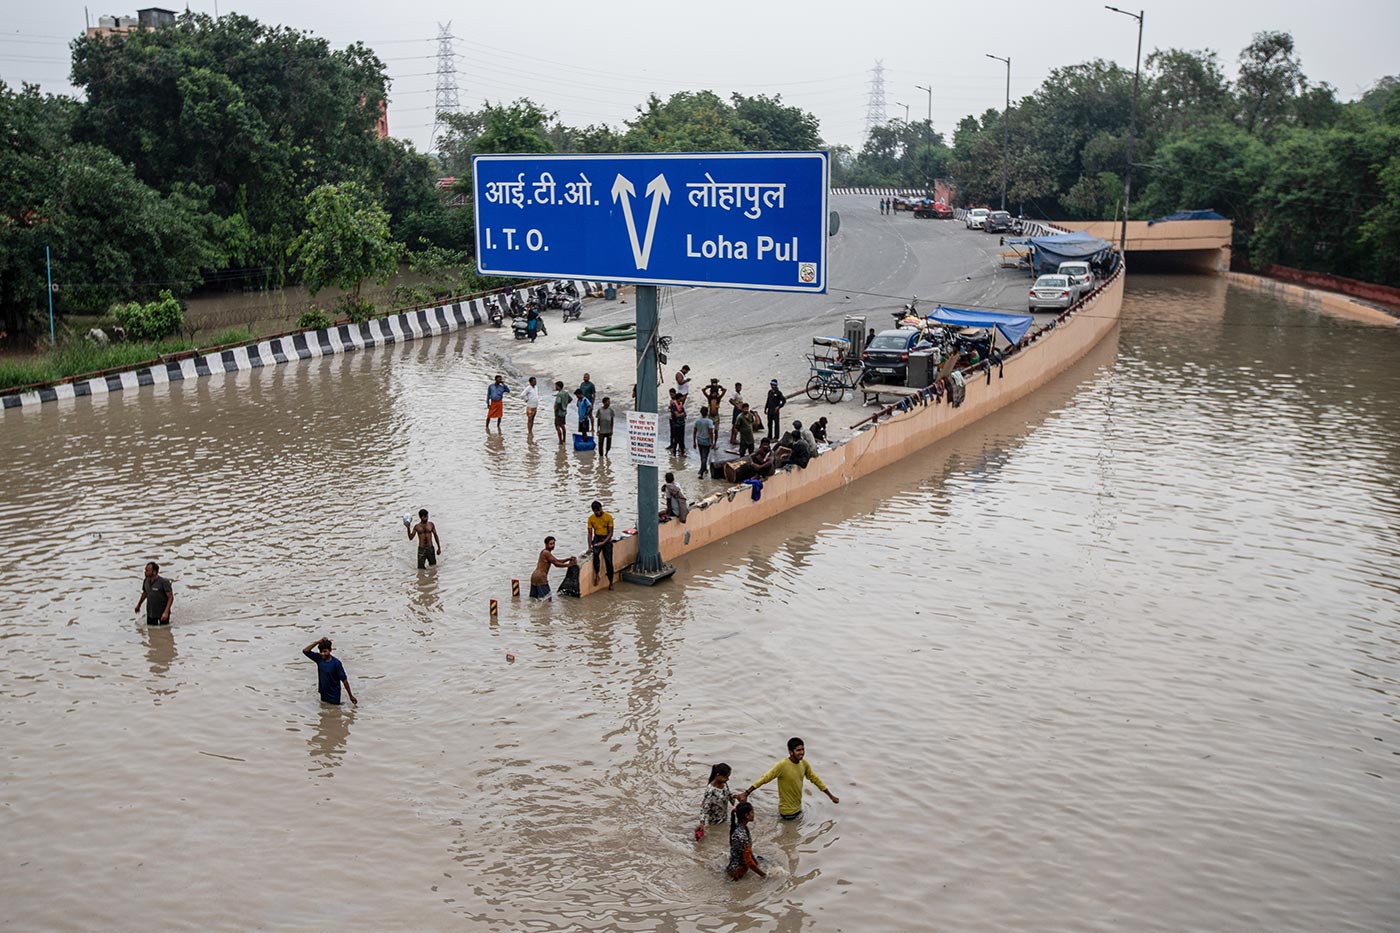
left=3, top=228, right=1399, bottom=927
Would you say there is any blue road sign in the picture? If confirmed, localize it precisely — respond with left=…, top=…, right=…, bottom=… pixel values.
left=473, top=152, right=828, bottom=293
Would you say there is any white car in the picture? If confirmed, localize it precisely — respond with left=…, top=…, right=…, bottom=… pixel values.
left=1028, top=274, right=1079, bottom=313
left=1057, top=261, right=1094, bottom=295
left=964, top=208, right=990, bottom=230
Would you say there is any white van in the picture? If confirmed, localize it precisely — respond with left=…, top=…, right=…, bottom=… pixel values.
left=1057, top=261, right=1094, bottom=296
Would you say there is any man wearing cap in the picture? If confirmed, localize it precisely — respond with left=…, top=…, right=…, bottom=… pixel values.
left=764, top=380, right=786, bottom=441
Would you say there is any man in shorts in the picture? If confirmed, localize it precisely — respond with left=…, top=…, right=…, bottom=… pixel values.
left=586, top=500, right=615, bottom=590
left=553, top=380, right=571, bottom=445
left=135, top=561, right=174, bottom=625
left=408, top=508, right=441, bottom=568
left=523, top=376, right=540, bottom=434
left=529, top=535, right=577, bottom=600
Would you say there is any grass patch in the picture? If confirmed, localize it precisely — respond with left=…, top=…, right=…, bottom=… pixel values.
left=202, top=327, right=255, bottom=348
left=1, top=337, right=192, bottom=393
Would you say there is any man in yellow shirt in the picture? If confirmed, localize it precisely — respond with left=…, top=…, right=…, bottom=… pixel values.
left=586, top=500, right=615, bottom=590
left=743, top=736, right=840, bottom=820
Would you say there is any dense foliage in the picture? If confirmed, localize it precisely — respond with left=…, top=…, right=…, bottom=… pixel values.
left=3, top=15, right=1397, bottom=343
left=935, top=33, right=1400, bottom=284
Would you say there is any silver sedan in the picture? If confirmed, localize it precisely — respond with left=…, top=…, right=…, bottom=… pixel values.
left=1028, top=274, right=1080, bottom=313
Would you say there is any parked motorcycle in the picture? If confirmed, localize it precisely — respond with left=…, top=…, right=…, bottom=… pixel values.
left=560, top=298, right=582, bottom=323
left=484, top=295, right=504, bottom=326
left=508, top=290, right=527, bottom=318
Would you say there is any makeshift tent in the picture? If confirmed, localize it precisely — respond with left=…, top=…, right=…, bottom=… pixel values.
left=1147, top=209, right=1227, bottom=225
left=1003, top=230, right=1113, bottom=275
left=928, top=306, right=1033, bottom=345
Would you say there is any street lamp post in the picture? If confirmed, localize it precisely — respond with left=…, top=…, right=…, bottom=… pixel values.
left=985, top=54, right=1010, bottom=212
left=914, top=84, right=932, bottom=126
left=1106, top=5, right=1144, bottom=255
left=894, top=101, right=910, bottom=123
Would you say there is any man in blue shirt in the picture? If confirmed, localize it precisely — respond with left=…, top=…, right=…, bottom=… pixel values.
left=574, top=388, right=593, bottom=438
left=301, top=638, right=358, bottom=706
left=486, top=374, right=511, bottom=431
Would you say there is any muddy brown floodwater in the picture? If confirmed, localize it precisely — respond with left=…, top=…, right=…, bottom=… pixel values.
left=2, top=270, right=1398, bottom=932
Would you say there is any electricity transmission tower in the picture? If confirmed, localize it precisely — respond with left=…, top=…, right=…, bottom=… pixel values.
left=431, top=22, right=460, bottom=153
left=864, top=60, right=888, bottom=137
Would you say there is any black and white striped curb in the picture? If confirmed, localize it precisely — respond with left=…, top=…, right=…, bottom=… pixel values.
left=1, top=280, right=614, bottom=412
left=830, top=187, right=932, bottom=196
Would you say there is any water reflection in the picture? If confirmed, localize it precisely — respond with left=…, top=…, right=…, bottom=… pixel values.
left=140, top=622, right=178, bottom=702
left=307, top=704, right=354, bottom=776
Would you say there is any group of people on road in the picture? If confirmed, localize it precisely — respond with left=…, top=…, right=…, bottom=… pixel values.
left=485, top=372, right=620, bottom=455
left=694, top=737, right=841, bottom=881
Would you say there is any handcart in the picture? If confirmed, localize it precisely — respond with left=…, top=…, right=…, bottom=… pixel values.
left=805, top=336, right=865, bottom=403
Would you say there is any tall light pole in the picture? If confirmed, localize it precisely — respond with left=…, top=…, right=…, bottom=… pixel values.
left=914, top=84, right=932, bottom=126
left=894, top=101, right=910, bottom=123
left=985, top=54, right=1010, bottom=211
left=1106, top=5, right=1143, bottom=254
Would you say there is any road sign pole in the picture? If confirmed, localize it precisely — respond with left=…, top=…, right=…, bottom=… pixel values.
left=633, top=284, right=664, bottom=576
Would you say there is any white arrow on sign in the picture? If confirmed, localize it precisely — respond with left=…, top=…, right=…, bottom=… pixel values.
left=611, top=173, right=670, bottom=270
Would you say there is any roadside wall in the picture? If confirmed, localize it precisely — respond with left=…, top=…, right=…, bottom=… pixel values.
left=575, top=269, right=1126, bottom=596
left=1226, top=272, right=1400, bottom=326
left=1241, top=264, right=1400, bottom=315
left=1, top=279, right=614, bottom=412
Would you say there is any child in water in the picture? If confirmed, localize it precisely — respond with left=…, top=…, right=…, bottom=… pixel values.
left=726, top=801, right=766, bottom=881
left=694, top=763, right=743, bottom=840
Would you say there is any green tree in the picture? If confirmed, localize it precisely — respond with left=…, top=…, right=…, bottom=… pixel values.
left=1235, top=30, right=1305, bottom=134
left=287, top=182, right=401, bottom=305
left=623, top=91, right=748, bottom=152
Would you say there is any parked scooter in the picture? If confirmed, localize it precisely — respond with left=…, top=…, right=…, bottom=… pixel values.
left=512, top=304, right=548, bottom=341
left=508, top=289, right=527, bottom=318
left=560, top=298, right=582, bottom=323
left=484, top=295, right=504, bottom=326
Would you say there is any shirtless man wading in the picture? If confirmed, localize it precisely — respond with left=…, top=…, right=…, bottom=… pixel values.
left=408, top=508, right=442, bottom=568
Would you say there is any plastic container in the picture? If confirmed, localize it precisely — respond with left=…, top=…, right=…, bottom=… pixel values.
left=573, top=433, right=596, bottom=452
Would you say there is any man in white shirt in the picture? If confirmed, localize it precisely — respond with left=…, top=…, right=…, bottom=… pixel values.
left=523, top=376, right=540, bottom=433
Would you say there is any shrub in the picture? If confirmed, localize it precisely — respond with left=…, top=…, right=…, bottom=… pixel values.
left=296, top=309, right=332, bottom=330
left=204, top=327, right=254, bottom=348
left=337, top=295, right=376, bottom=324
left=111, top=290, right=184, bottom=340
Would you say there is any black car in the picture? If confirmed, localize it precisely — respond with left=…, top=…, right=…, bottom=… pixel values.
left=984, top=210, right=1012, bottom=233
left=861, top=328, right=923, bottom=384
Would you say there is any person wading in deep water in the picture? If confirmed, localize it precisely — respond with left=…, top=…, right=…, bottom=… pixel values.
left=408, top=509, right=441, bottom=568
left=529, top=535, right=576, bottom=600
left=301, top=637, right=358, bottom=706
left=694, top=762, right=744, bottom=841
left=742, top=736, right=839, bottom=821
left=135, top=561, right=174, bottom=625
left=726, top=801, right=766, bottom=880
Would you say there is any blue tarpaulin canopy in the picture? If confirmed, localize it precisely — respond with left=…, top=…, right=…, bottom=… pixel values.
left=1003, top=229, right=1113, bottom=275
left=1147, top=209, right=1226, bottom=225
left=928, top=306, right=1034, bottom=345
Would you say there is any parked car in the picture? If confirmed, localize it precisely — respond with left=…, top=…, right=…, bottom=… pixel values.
left=861, top=328, right=923, bottom=384
left=891, top=196, right=913, bottom=212
left=1057, top=261, right=1094, bottom=294
left=1028, top=274, right=1079, bottom=313
left=984, top=210, right=1012, bottom=233
left=964, top=208, right=990, bottom=229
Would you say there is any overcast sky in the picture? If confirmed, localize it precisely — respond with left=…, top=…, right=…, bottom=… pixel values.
left=4, top=0, right=1397, bottom=155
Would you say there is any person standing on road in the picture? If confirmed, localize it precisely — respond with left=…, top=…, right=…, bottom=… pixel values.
left=301, top=637, right=358, bottom=706
left=486, top=374, right=511, bottom=431
left=596, top=397, right=616, bottom=457
left=668, top=388, right=687, bottom=456
left=742, top=736, right=839, bottom=821
left=553, top=380, right=571, bottom=445
left=529, top=535, right=577, bottom=600
left=575, top=389, right=593, bottom=440
left=523, top=376, right=540, bottom=434
left=729, top=382, right=746, bottom=445
left=408, top=509, right=441, bottom=568
left=764, top=380, right=786, bottom=441
left=586, top=501, right=615, bottom=591
left=693, top=409, right=715, bottom=479
left=135, top=561, right=174, bottom=625
left=735, top=403, right=757, bottom=458
left=702, top=378, right=726, bottom=421
left=578, top=373, right=596, bottom=432
left=675, top=365, right=692, bottom=408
